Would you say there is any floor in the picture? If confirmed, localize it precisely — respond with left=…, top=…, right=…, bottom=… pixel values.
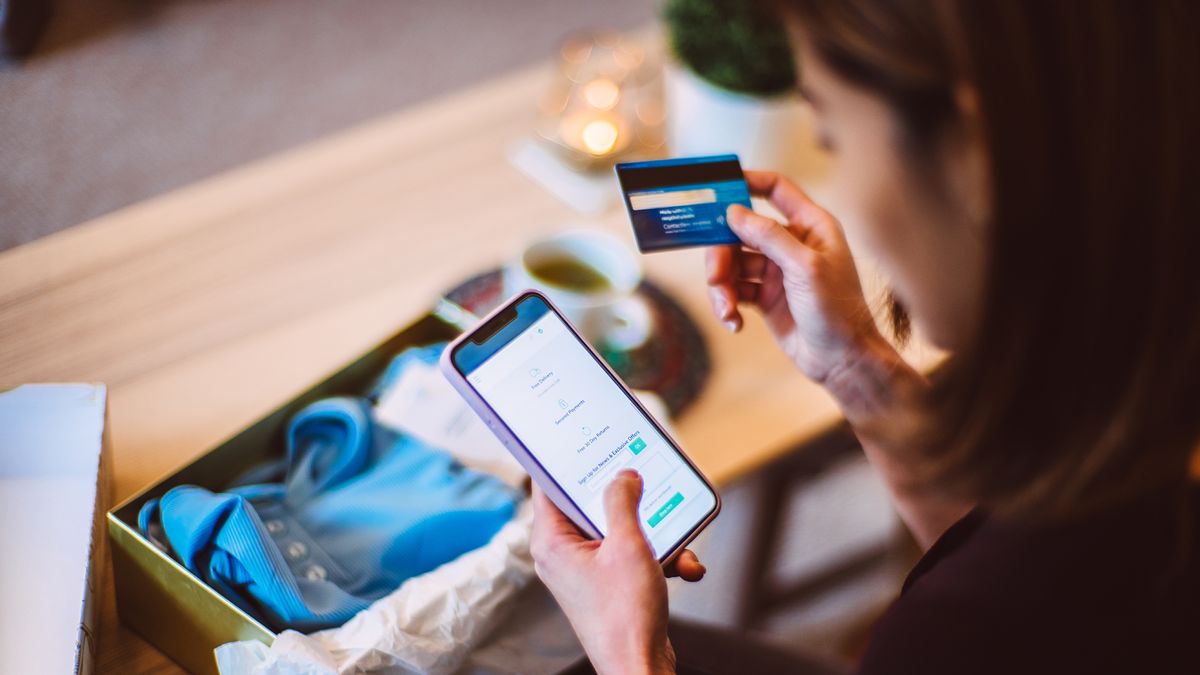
left=0, top=0, right=655, bottom=251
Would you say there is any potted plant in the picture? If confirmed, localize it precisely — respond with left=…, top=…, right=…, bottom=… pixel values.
left=663, top=0, right=804, bottom=174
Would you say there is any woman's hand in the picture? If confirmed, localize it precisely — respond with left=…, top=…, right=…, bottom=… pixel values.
left=707, top=171, right=888, bottom=386
left=530, top=470, right=705, bottom=675
left=709, top=172, right=971, bottom=548
left=706, top=171, right=913, bottom=424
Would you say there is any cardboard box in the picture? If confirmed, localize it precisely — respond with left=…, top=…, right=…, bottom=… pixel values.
left=0, top=383, right=112, bottom=675
left=107, top=314, right=459, bottom=675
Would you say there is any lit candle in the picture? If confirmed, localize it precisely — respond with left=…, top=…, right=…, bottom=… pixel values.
left=558, top=111, right=626, bottom=157
left=581, top=118, right=619, bottom=155
left=537, top=32, right=651, bottom=166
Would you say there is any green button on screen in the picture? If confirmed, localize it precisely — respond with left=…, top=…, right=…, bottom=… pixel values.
left=629, top=437, right=647, bottom=455
left=647, top=492, right=684, bottom=528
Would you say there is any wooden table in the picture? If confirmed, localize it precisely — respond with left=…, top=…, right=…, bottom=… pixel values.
left=0, top=58, right=926, bottom=673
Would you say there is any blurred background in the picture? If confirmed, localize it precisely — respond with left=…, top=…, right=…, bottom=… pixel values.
left=1, top=0, right=656, bottom=251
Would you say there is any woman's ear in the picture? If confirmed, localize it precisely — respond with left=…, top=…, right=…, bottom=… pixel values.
left=948, top=84, right=992, bottom=232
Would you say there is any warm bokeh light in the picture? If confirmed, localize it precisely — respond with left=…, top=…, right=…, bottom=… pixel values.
left=539, top=31, right=655, bottom=164
left=582, top=77, right=620, bottom=110
left=581, top=119, right=618, bottom=155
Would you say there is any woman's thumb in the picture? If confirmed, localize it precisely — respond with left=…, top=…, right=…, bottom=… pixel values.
left=726, top=204, right=810, bottom=270
left=603, top=470, right=647, bottom=541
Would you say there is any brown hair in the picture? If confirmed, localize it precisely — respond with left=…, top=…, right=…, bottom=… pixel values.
left=783, top=0, right=1200, bottom=517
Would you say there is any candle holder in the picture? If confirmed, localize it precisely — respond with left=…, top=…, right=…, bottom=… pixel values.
left=537, top=31, right=663, bottom=170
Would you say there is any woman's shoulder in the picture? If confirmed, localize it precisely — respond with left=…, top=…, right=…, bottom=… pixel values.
left=857, top=483, right=1200, bottom=675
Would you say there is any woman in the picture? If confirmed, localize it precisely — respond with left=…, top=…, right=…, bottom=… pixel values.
left=532, top=2, right=1199, bottom=674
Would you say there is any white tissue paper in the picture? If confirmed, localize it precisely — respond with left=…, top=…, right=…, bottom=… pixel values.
left=215, top=503, right=572, bottom=675
left=215, top=351, right=673, bottom=675
left=372, top=360, right=527, bottom=488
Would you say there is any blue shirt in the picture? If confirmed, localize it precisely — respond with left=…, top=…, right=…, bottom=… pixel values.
left=139, top=395, right=521, bottom=631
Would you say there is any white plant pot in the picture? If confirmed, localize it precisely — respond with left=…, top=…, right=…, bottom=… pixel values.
left=665, top=62, right=806, bottom=176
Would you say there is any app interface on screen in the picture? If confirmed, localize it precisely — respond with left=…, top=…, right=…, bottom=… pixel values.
left=616, top=154, right=751, bottom=252
left=467, top=310, right=716, bottom=558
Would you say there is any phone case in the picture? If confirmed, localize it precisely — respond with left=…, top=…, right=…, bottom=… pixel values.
left=438, top=289, right=721, bottom=565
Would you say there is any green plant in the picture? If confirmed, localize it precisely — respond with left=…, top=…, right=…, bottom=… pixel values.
left=664, top=0, right=797, bottom=97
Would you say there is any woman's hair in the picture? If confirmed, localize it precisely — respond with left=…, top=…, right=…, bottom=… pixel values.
left=783, top=0, right=1200, bottom=518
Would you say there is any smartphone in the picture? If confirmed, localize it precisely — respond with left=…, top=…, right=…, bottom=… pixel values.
left=440, top=290, right=720, bottom=564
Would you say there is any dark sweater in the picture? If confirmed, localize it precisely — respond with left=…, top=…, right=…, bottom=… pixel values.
left=859, top=484, right=1200, bottom=674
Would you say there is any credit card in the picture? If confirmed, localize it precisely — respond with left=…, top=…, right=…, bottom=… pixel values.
left=614, top=154, right=750, bottom=252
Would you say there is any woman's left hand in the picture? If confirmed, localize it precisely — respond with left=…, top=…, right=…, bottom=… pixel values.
left=530, top=470, right=706, bottom=675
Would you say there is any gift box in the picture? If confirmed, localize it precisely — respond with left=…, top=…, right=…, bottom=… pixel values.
left=106, top=314, right=461, bottom=675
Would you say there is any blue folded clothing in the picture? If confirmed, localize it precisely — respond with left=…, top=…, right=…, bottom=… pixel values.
left=139, top=396, right=521, bottom=631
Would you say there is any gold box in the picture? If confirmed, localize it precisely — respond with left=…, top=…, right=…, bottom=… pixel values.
left=107, top=314, right=458, bottom=674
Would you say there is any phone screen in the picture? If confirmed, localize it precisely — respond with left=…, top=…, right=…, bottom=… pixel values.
left=452, top=294, right=718, bottom=559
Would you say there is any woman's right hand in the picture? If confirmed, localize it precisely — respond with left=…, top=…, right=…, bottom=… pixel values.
left=707, top=171, right=894, bottom=398
left=709, top=172, right=969, bottom=547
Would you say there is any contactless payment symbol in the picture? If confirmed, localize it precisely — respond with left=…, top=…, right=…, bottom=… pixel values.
left=615, top=154, right=750, bottom=253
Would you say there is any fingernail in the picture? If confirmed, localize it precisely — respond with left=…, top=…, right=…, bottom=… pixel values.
left=724, top=319, right=738, bottom=333
left=618, top=469, right=641, bottom=484
left=716, top=295, right=730, bottom=318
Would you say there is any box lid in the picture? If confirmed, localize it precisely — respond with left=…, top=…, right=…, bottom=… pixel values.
left=0, top=384, right=108, bottom=674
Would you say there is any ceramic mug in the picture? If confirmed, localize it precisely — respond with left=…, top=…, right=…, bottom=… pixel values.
left=504, top=229, right=652, bottom=350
